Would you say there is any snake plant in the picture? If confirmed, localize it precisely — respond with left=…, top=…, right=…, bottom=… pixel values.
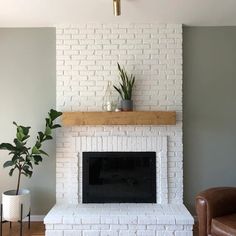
left=113, top=63, right=135, bottom=100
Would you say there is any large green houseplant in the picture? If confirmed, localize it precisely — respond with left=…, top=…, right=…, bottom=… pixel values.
left=113, top=63, right=135, bottom=111
left=0, top=109, right=62, bottom=222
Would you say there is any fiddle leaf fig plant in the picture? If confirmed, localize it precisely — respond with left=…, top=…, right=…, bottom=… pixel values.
left=0, top=109, right=62, bottom=195
left=113, top=63, right=135, bottom=100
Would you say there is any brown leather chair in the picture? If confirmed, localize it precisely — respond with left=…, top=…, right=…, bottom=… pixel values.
left=196, top=187, right=236, bottom=236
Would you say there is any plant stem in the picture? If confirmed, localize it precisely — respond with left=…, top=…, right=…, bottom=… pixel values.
left=16, top=168, right=21, bottom=195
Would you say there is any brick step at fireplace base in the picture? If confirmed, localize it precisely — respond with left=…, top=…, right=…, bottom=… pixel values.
left=44, top=204, right=194, bottom=236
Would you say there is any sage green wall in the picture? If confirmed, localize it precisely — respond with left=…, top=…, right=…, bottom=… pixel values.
left=183, top=27, right=236, bottom=213
left=0, top=28, right=56, bottom=215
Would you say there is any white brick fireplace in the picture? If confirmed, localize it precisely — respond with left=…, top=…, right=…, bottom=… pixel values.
left=44, top=23, right=194, bottom=236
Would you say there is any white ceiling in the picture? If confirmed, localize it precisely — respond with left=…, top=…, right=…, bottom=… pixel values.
left=0, top=0, right=236, bottom=27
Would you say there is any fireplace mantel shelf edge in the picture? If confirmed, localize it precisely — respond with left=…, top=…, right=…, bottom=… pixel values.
left=62, top=111, right=176, bottom=126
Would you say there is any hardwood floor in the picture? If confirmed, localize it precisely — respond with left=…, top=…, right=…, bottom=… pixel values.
left=1, top=222, right=198, bottom=236
left=1, top=222, right=44, bottom=236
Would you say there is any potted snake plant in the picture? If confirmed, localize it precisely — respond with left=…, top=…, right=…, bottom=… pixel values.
left=0, top=109, right=62, bottom=222
left=113, top=63, right=135, bottom=111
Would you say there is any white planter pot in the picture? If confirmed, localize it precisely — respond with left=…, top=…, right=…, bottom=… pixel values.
left=2, top=189, right=30, bottom=222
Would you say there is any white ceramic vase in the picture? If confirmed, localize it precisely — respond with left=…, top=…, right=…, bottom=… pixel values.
left=2, top=189, right=30, bottom=222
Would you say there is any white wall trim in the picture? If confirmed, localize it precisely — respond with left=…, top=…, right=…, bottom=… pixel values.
left=23, top=215, right=45, bottom=222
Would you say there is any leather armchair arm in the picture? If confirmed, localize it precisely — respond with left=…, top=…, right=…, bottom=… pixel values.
left=196, top=187, right=236, bottom=236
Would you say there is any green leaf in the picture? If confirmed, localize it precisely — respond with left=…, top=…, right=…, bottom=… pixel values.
left=12, top=155, right=20, bottom=163
left=113, top=86, right=124, bottom=100
left=16, top=125, right=31, bottom=142
left=16, top=156, right=24, bottom=163
left=23, top=165, right=32, bottom=173
left=23, top=168, right=33, bottom=177
left=27, top=162, right=33, bottom=169
left=44, top=135, right=53, bottom=141
left=20, top=125, right=31, bottom=136
left=16, top=127, right=24, bottom=141
left=13, top=138, right=22, bottom=148
left=33, top=155, right=43, bottom=163
left=26, top=155, right=33, bottom=162
left=117, top=62, right=121, bottom=71
left=32, top=146, right=41, bottom=155
left=22, top=171, right=32, bottom=177
left=13, top=139, right=29, bottom=155
left=37, top=132, right=44, bottom=142
left=49, top=109, right=63, bottom=121
left=39, top=150, right=48, bottom=156
left=52, top=124, right=61, bottom=129
left=45, top=126, right=52, bottom=136
left=22, top=135, right=30, bottom=142
left=21, top=172, right=28, bottom=177
left=3, top=161, right=14, bottom=168
left=0, top=143, right=16, bottom=151
left=35, top=141, right=42, bottom=149
left=46, top=118, right=52, bottom=127
left=9, top=168, right=15, bottom=176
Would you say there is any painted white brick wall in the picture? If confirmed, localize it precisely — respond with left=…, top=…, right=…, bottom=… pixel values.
left=56, top=23, right=183, bottom=204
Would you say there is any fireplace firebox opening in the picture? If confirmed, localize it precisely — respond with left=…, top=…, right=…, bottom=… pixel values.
left=82, top=152, right=156, bottom=203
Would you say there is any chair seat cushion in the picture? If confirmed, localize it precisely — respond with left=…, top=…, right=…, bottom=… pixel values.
left=211, top=213, right=236, bottom=236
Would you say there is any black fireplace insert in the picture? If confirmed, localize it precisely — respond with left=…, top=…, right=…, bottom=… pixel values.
left=82, top=152, right=156, bottom=203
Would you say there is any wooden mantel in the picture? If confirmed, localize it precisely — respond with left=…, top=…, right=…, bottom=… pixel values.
left=62, top=111, right=176, bottom=126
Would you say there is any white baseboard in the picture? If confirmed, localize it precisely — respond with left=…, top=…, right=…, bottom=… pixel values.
left=23, top=215, right=45, bottom=222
